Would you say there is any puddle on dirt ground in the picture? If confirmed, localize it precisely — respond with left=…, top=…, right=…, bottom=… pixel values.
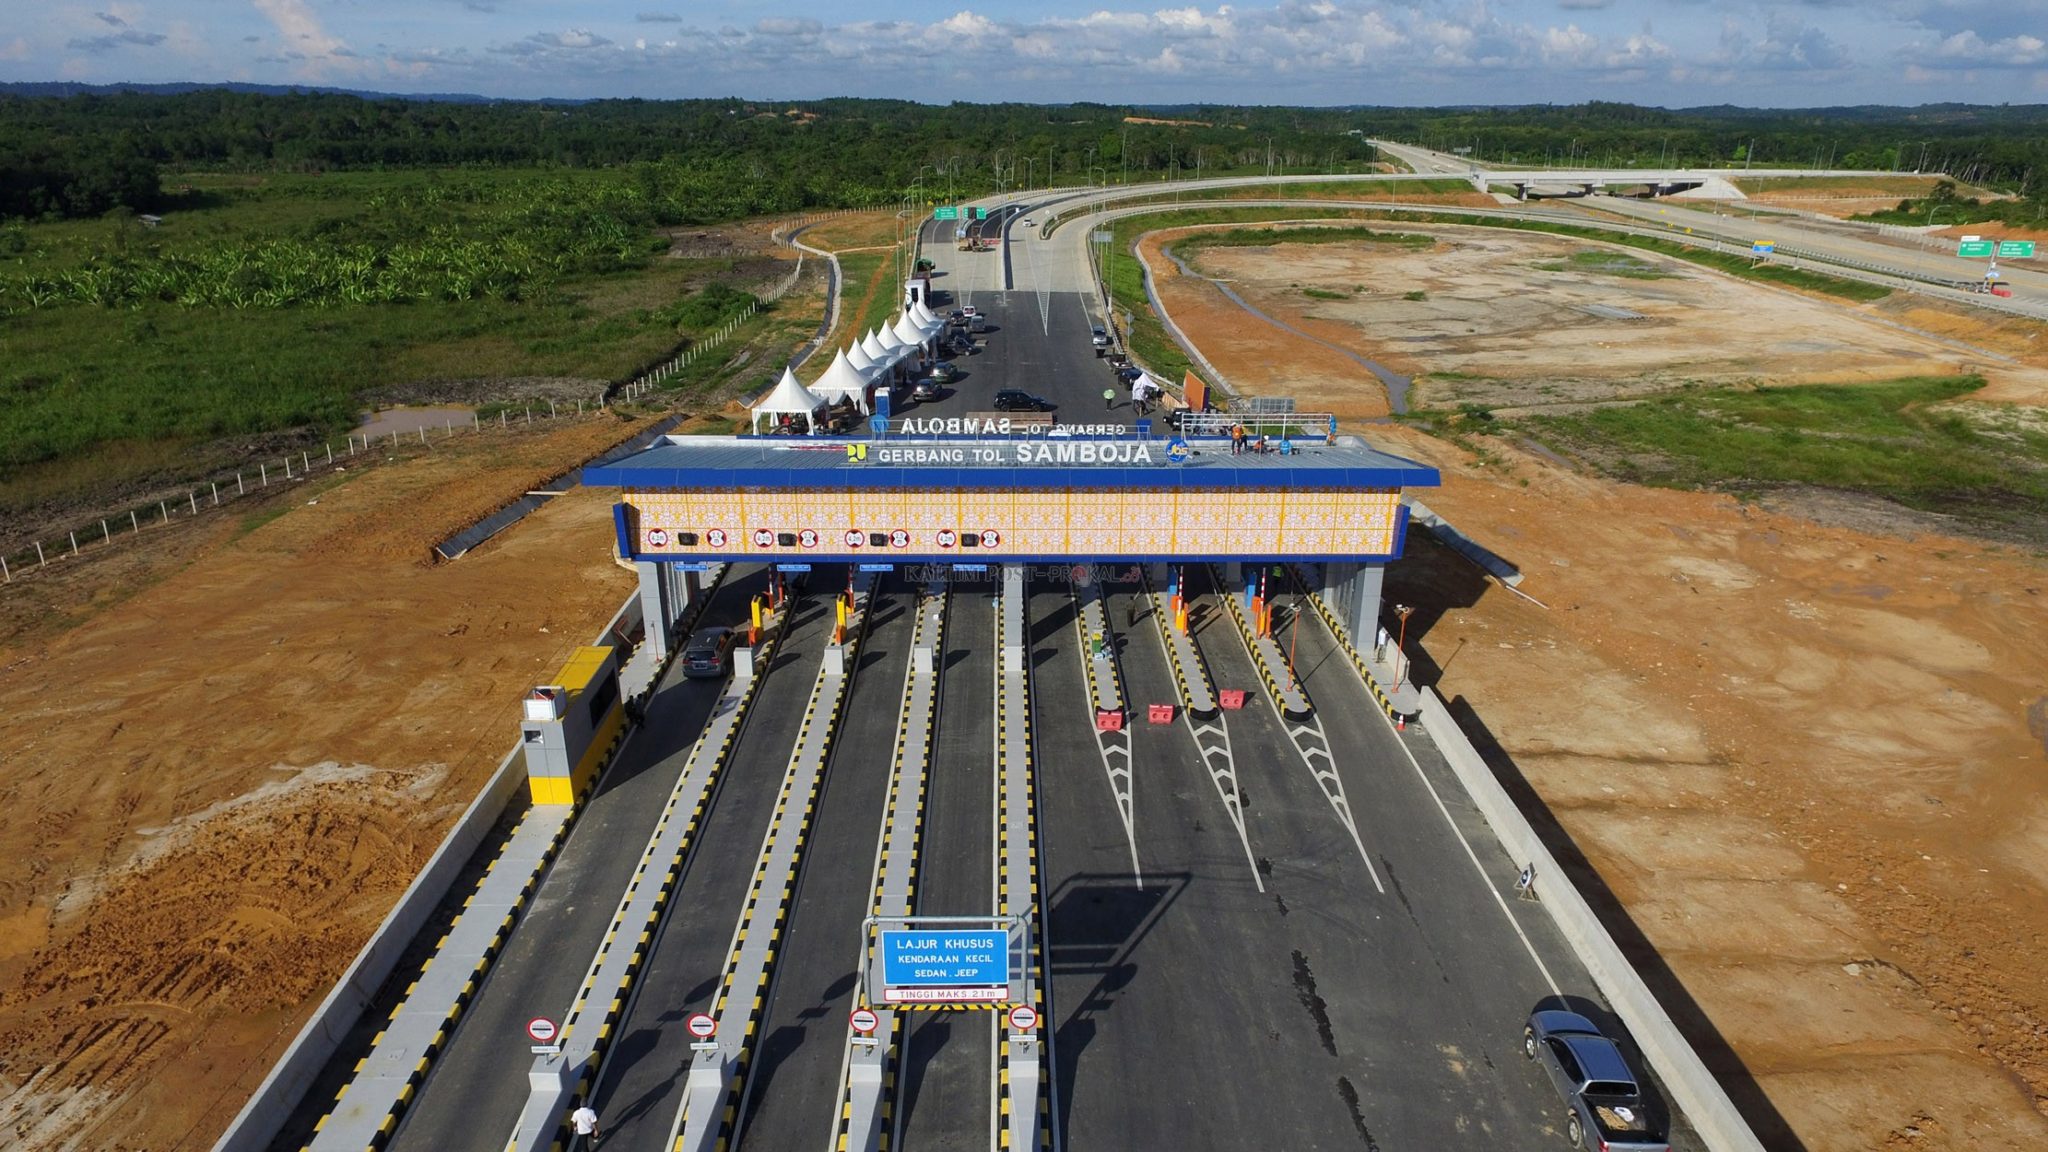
left=1164, top=244, right=1413, bottom=413
left=357, top=406, right=477, bottom=439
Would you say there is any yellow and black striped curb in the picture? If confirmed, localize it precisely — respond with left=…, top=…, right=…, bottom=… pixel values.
left=307, top=804, right=571, bottom=1152
left=1211, top=565, right=1316, bottom=725
left=1285, top=565, right=1399, bottom=721
left=705, top=592, right=877, bottom=1150
left=995, top=598, right=1050, bottom=1152
left=1137, top=570, right=1219, bottom=723
left=540, top=598, right=796, bottom=1152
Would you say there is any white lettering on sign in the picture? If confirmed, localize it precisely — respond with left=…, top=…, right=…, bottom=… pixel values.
left=1012, top=443, right=1156, bottom=465
left=897, top=417, right=1015, bottom=435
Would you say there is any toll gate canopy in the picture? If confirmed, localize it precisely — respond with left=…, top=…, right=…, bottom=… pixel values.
left=581, top=430, right=1440, bottom=565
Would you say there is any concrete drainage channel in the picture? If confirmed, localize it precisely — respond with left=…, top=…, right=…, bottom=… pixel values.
left=432, top=415, right=683, bottom=560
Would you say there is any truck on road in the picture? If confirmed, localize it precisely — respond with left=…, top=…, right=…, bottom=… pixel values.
left=1524, top=1010, right=1669, bottom=1151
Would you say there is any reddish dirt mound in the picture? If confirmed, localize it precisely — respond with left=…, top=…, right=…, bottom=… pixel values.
left=0, top=417, right=639, bottom=1151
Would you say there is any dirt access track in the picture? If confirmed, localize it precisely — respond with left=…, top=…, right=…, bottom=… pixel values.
left=0, top=417, right=638, bottom=1151
left=1143, top=227, right=2048, bottom=1150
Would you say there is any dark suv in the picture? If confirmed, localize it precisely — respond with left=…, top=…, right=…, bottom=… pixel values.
left=682, top=626, right=736, bottom=679
left=1524, top=1011, right=1668, bottom=1151
left=993, top=390, right=1056, bottom=412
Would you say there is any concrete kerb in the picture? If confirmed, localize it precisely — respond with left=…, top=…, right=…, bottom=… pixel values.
left=1412, top=689, right=1765, bottom=1152
left=210, top=589, right=648, bottom=1152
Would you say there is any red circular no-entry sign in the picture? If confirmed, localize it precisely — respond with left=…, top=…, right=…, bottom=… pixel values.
left=849, top=1007, right=880, bottom=1035
left=1008, top=1005, right=1039, bottom=1032
left=526, top=1016, right=559, bottom=1044
left=685, top=1012, right=718, bottom=1039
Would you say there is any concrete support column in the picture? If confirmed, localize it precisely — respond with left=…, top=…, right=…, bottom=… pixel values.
left=637, top=561, right=672, bottom=657
left=1321, top=561, right=1357, bottom=614
left=1347, top=562, right=1386, bottom=650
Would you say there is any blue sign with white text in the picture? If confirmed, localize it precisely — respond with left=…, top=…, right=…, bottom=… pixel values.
left=879, top=930, right=1009, bottom=1003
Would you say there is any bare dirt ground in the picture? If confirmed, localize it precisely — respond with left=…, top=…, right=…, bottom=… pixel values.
left=1145, top=234, right=2048, bottom=1151
left=1171, top=226, right=2048, bottom=414
left=0, top=417, right=639, bottom=1151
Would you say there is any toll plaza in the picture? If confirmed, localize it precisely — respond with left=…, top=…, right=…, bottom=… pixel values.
left=582, top=425, right=1439, bottom=673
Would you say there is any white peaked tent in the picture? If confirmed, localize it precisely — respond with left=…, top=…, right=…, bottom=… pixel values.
left=751, top=366, right=827, bottom=433
left=892, top=310, right=931, bottom=351
left=810, top=348, right=873, bottom=413
left=845, top=339, right=879, bottom=378
left=874, top=324, right=909, bottom=365
left=861, top=328, right=895, bottom=366
left=911, top=300, right=941, bottom=330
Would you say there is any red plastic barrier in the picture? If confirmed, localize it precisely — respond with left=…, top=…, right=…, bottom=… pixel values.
left=1218, top=689, right=1247, bottom=710
left=1095, top=708, right=1125, bottom=732
left=1147, top=703, right=1175, bottom=724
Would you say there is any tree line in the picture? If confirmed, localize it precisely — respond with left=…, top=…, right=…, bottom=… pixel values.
left=4, top=90, right=2043, bottom=226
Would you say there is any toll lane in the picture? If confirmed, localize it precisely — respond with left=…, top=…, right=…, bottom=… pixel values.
left=586, top=589, right=836, bottom=1151
left=735, top=583, right=915, bottom=1150
left=893, top=584, right=996, bottom=1152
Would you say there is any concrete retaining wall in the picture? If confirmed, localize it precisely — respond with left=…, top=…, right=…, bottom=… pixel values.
left=211, top=590, right=643, bottom=1152
left=1414, top=688, right=1765, bottom=1152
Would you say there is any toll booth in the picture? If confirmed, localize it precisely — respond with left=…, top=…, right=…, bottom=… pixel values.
left=521, top=645, right=624, bottom=805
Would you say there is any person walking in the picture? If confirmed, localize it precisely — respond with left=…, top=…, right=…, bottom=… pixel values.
left=1230, top=423, right=1245, bottom=455
left=1103, top=387, right=1116, bottom=411
left=571, top=1103, right=601, bottom=1147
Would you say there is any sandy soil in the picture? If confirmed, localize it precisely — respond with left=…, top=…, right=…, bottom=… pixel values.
left=1144, top=235, right=2048, bottom=1150
left=0, top=417, right=639, bottom=1151
left=1158, top=226, right=2048, bottom=414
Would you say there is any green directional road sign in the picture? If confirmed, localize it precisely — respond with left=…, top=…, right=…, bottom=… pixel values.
left=1997, top=240, right=2036, bottom=259
left=973, top=207, right=987, bottom=219
left=934, top=206, right=958, bottom=220
left=1956, top=239, right=1995, bottom=258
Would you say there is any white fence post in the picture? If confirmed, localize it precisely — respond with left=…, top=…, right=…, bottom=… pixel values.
left=1, top=556, right=9, bottom=582
left=419, top=427, right=428, bottom=445
left=326, top=445, right=333, bottom=465
left=301, top=451, right=309, bottom=472
left=70, top=531, right=78, bottom=557
left=189, top=492, right=199, bottom=515
left=131, top=510, right=139, bottom=532
left=34, top=542, right=44, bottom=568
left=159, top=501, right=168, bottom=524
left=238, top=472, right=246, bottom=494
left=101, top=519, right=110, bottom=542
left=211, top=483, right=219, bottom=505
left=261, top=464, right=268, bottom=487
left=284, top=457, right=292, bottom=480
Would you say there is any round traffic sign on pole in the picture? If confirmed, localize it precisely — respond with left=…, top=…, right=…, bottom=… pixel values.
left=685, top=1013, right=717, bottom=1040
left=1008, top=1004, right=1039, bottom=1032
left=849, top=1008, right=880, bottom=1035
left=526, top=1016, right=559, bottom=1044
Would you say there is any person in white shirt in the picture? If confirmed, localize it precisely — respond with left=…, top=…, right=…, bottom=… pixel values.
left=571, top=1104, right=601, bottom=1146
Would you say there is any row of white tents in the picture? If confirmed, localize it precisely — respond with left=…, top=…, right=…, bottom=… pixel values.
left=751, top=298, right=952, bottom=433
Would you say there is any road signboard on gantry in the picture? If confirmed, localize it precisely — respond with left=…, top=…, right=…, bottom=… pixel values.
left=934, top=206, right=959, bottom=220
left=1956, top=239, right=1995, bottom=258
left=878, top=929, right=1010, bottom=1004
left=1998, top=240, right=2036, bottom=259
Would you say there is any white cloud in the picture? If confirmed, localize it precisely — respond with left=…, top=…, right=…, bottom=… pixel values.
left=252, top=0, right=359, bottom=77
left=1926, top=29, right=2048, bottom=66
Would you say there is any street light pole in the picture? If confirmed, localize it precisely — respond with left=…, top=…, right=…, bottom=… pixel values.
left=1392, top=603, right=1415, bottom=692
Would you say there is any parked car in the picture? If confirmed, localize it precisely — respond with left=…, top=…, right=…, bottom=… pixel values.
left=924, top=361, right=960, bottom=384
left=949, top=308, right=966, bottom=325
left=911, top=378, right=943, bottom=402
left=1020, top=218, right=1034, bottom=227
left=993, top=390, right=1056, bottom=412
left=947, top=333, right=975, bottom=356
left=1091, top=326, right=1111, bottom=348
left=1524, top=1011, right=1669, bottom=1151
left=681, top=626, right=737, bottom=679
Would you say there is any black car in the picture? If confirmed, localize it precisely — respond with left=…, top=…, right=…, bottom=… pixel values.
left=911, top=378, right=943, bottom=401
left=993, top=390, right=1056, bottom=412
left=924, top=361, right=960, bottom=384
left=681, top=626, right=736, bottom=679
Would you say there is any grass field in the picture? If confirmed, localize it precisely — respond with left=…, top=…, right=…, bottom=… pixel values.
left=1512, top=376, right=2048, bottom=537
left=0, top=167, right=787, bottom=516
left=1532, top=250, right=1673, bottom=279
left=834, top=248, right=906, bottom=348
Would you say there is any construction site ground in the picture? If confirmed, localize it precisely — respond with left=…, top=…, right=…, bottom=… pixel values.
left=1141, top=228, right=2048, bottom=1151
left=0, top=416, right=639, bottom=1151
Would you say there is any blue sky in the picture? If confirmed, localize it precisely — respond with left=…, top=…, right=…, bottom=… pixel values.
left=2, top=1, right=2043, bottom=105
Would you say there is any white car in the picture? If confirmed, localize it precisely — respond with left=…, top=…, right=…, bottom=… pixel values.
left=1021, top=218, right=1034, bottom=227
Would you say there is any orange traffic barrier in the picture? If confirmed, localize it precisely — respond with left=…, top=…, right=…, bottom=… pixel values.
left=1095, top=708, right=1125, bottom=732
left=1218, top=689, right=1247, bottom=710
left=1147, top=703, right=1174, bottom=724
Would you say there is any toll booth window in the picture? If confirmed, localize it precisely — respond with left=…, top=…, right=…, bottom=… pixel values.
left=586, top=670, right=620, bottom=730
left=777, top=532, right=798, bottom=547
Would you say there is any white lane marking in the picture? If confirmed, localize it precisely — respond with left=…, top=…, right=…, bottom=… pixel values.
left=1377, top=712, right=1562, bottom=997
